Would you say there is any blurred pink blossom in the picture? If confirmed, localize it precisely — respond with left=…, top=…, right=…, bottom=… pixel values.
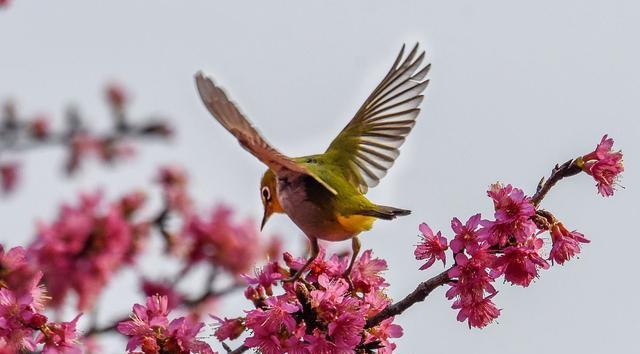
left=29, top=115, right=50, bottom=139
left=0, top=246, right=82, bottom=352
left=157, top=165, right=193, bottom=215
left=0, top=162, right=19, bottom=194
left=30, top=192, right=149, bottom=310
left=184, top=205, right=262, bottom=276
left=106, top=83, right=128, bottom=109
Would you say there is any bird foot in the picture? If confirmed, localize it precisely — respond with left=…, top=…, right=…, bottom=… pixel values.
left=342, top=271, right=355, bottom=292
left=282, top=275, right=300, bottom=283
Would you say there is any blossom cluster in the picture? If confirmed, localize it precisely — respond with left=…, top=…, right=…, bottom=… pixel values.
left=0, top=245, right=82, bottom=352
left=156, top=165, right=277, bottom=279
left=414, top=135, right=623, bottom=328
left=213, top=248, right=402, bottom=354
left=578, top=134, right=624, bottom=197
left=117, top=294, right=217, bottom=354
left=29, top=191, right=150, bottom=310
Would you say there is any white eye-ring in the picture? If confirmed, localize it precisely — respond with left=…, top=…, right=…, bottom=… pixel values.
left=261, top=186, right=271, bottom=201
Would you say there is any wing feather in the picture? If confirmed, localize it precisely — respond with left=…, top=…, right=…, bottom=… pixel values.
left=325, top=43, right=430, bottom=193
left=195, top=72, right=337, bottom=194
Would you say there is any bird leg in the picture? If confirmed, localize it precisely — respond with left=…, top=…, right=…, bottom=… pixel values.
left=283, top=237, right=319, bottom=283
left=342, top=236, right=361, bottom=290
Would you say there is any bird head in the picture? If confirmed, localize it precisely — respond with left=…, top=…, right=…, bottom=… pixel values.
left=259, top=169, right=283, bottom=231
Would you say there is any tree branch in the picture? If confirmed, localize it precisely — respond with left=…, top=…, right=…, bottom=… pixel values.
left=366, top=158, right=585, bottom=328
left=228, top=344, right=249, bottom=354
left=365, top=269, right=451, bottom=328
left=531, top=159, right=582, bottom=207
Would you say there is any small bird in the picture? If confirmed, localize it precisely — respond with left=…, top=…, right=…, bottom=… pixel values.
left=195, top=43, right=429, bottom=282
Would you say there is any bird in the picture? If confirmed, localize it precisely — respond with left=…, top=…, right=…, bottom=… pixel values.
left=195, top=43, right=430, bottom=283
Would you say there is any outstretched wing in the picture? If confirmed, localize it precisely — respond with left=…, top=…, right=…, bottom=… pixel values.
left=195, top=72, right=337, bottom=194
left=324, top=43, right=430, bottom=193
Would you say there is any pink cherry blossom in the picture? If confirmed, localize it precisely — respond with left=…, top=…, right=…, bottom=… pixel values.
left=141, top=279, right=183, bottom=311
left=117, top=295, right=216, bottom=354
left=488, top=183, right=535, bottom=223
left=447, top=251, right=496, bottom=302
left=245, top=295, right=299, bottom=333
left=452, top=293, right=501, bottom=329
left=157, top=165, right=193, bottom=215
left=36, top=314, right=82, bottom=354
left=479, top=184, right=538, bottom=246
left=243, top=261, right=285, bottom=296
left=0, top=245, right=42, bottom=303
left=240, top=249, right=401, bottom=352
left=65, top=133, right=100, bottom=174
left=166, top=317, right=215, bottom=354
left=446, top=250, right=500, bottom=328
left=351, top=249, right=389, bottom=292
left=0, top=287, right=40, bottom=351
left=30, top=192, right=148, bottom=310
left=0, top=162, right=19, bottom=194
left=365, top=317, right=403, bottom=354
left=29, top=115, right=50, bottom=139
left=328, top=311, right=366, bottom=350
left=581, top=134, right=624, bottom=197
left=549, top=222, right=590, bottom=265
left=284, top=247, right=347, bottom=283
left=491, top=237, right=549, bottom=287
left=414, top=222, right=448, bottom=269
left=211, top=316, right=245, bottom=341
left=185, top=205, right=263, bottom=276
left=243, top=325, right=284, bottom=354
left=450, top=214, right=482, bottom=253
left=106, top=83, right=128, bottom=108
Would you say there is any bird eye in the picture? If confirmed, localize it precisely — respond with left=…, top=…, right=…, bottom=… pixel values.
left=261, top=186, right=271, bottom=201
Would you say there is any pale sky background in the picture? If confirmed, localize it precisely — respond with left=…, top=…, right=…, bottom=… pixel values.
left=1, top=1, right=639, bottom=353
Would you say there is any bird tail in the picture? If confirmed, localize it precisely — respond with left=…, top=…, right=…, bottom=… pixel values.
left=357, top=205, right=411, bottom=220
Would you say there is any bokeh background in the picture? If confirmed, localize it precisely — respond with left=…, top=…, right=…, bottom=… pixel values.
left=1, top=1, right=638, bottom=353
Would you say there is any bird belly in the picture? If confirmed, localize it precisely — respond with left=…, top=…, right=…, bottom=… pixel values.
left=336, top=214, right=375, bottom=234
left=277, top=174, right=357, bottom=242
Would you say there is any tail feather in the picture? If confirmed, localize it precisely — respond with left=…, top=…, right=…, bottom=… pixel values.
left=357, top=205, right=411, bottom=220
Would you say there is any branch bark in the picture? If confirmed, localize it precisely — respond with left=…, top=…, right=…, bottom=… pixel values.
left=366, top=269, right=451, bottom=328
left=531, top=159, right=582, bottom=207
left=228, top=345, right=249, bottom=354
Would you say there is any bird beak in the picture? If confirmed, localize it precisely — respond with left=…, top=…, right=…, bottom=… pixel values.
left=260, top=208, right=270, bottom=231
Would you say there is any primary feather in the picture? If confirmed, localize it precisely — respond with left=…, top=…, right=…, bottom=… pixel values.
left=324, top=43, right=430, bottom=193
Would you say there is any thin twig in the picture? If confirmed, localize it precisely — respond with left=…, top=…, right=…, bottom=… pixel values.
left=84, top=319, right=123, bottom=337
left=530, top=159, right=582, bottom=207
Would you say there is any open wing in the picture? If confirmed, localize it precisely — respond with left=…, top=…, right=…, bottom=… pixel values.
left=324, top=43, right=430, bottom=193
left=195, top=72, right=337, bottom=194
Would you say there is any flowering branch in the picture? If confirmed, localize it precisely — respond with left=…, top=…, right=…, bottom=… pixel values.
left=214, top=134, right=623, bottom=354
left=364, top=148, right=593, bottom=329
left=0, top=133, right=624, bottom=353
left=0, top=84, right=172, bottom=194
